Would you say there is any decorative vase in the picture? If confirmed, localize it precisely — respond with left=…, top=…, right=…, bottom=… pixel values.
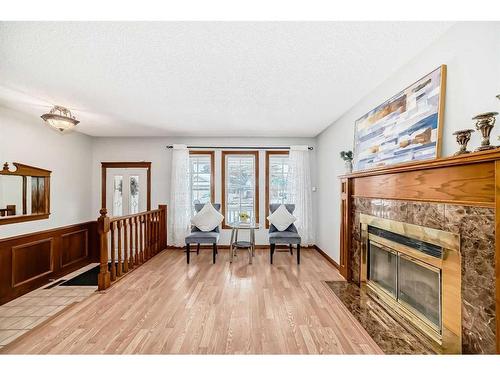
left=473, top=112, right=498, bottom=151
left=345, top=159, right=353, bottom=174
left=452, top=129, right=474, bottom=156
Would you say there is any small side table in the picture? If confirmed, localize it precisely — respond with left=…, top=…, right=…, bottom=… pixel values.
left=228, top=222, right=260, bottom=264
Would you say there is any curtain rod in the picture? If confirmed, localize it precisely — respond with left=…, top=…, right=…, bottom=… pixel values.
left=166, top=145, right=313, bottom=150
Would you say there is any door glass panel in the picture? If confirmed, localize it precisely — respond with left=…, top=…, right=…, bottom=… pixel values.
left=113, top=176, right=123, bottom=217
left=129, top=175, right=139, bottom=214
left=398, top=256, right=441, bottom=329
left=369, top=242, right=397, bottom=298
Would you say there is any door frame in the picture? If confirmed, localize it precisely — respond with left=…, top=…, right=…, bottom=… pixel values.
left=101, top=162, right=151, bottom=212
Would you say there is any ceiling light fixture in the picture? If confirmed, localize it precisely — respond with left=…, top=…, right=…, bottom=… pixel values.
left=41, top=105, right=80, bottom=132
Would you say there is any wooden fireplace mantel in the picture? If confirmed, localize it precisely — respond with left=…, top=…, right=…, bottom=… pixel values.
left=338, top=148, right=500, bottom=353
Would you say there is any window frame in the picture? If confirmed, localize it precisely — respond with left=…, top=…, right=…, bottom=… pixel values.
left=221, top=150, right=259, bottom=229
left=189, top=150, right=215, bottom=209
left=265, top=150, right=289, bottom=228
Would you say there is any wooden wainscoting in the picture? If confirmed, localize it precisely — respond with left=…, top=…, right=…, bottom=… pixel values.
left=0, top=221, right=98, bottom=305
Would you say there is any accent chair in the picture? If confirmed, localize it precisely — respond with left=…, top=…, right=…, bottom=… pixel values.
left=268, top=204, right=301, bottom=264
left=185, top=203, right=221, bottom=264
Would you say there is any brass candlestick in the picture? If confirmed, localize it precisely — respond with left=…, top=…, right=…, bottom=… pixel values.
left=473, top=112, right=498, bottom=151
left=452, top=129, right=474, bottom=155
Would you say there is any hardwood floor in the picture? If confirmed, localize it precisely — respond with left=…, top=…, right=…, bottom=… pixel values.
left=0, top=248, right=382, bottom=354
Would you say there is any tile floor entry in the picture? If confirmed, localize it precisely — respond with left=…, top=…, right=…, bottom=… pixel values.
left=0, top=263, right=98, bottom=349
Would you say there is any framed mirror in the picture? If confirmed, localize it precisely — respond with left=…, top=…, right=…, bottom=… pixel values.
left=0, top=162, right=51, bottom=225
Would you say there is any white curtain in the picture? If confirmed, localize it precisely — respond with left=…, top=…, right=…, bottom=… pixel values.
left=169, top=144, right=191, bottom=247
left=286, top=145, right=314, bottom=246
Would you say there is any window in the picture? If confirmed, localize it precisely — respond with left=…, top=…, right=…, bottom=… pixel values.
left=189, top=151, right=214, bottom=214
left=265, top=151, right=289, bottom=227
left=221, top=151, right=259, bottom=228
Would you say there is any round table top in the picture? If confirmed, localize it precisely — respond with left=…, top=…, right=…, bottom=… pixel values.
left=227, top=221, right=260, bottom=229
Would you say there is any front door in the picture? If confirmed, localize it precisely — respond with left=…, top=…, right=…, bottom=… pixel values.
left=106, top=168, right=148, bottom=217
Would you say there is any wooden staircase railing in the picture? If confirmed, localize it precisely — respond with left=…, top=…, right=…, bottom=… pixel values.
left=97, top=204, right=167, bottom=290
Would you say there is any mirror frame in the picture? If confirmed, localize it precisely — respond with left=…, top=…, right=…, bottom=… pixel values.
left=0, top=162, right=51, bottom=225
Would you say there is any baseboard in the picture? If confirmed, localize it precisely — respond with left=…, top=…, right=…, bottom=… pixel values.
left=313, top=245, right=339, bottom=269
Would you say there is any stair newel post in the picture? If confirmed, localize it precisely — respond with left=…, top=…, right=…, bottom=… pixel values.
left=97, top=208, right=111, bottom=291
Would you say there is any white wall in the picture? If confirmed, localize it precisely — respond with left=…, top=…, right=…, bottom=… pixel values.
left=91, top=137, right=317, bottom=246
left=316, top=22, right=500, bottom=262
left=0, top=106, right=94, bottom=238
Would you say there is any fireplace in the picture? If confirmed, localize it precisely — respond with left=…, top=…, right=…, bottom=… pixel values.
left=359, top=214, right=461, bottom=353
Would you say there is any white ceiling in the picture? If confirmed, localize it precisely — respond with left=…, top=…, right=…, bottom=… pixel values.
left=0, top=22, right=453, bottom=137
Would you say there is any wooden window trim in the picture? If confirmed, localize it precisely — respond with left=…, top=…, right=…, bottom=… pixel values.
left=221, top=151, right=259, bottom=229
left=101, top=162, right=151, bottom=212
left=265, top=150, right=289, bottom=228
left=189, top=150, right=215, bottom=204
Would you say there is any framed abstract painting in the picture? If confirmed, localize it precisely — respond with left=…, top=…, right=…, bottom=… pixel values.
left=353, top=65, right=446, bottom=171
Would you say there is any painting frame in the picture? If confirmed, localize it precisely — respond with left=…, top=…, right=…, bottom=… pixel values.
left=353, top=65, right=447, bottom=172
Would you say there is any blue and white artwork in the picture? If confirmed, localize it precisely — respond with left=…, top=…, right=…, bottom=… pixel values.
left=353, top=66, right=446, bottom=171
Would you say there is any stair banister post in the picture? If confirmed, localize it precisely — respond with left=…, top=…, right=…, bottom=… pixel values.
left=97, top=208, right=111, bottom=290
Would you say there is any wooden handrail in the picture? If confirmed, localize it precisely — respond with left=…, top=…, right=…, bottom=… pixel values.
left=97, top=204, right=167, bottom=291
left=109, top=209, right=162, bottom=223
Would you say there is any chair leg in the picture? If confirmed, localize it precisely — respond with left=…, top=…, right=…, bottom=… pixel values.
left=270, top=244, right=275, bottom=264
left=289, top=244, right=293, bottom=255
left=186, top=244, right=190, bottom=264
left=197, top=243, right=200, bottom=255
left=213, top=244, right=217, bottom=264
left=297, top=244, right=301, bottom=264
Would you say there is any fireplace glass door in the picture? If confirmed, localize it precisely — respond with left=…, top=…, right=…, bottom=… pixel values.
left=368, top=242, right=397, bottom=298
left=398, top=255, right=441, bottom=329
left=368, top=240, right=442, bottom=332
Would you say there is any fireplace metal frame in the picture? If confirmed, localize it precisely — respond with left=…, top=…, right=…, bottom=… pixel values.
left=359, top=214, right=462, bottom=354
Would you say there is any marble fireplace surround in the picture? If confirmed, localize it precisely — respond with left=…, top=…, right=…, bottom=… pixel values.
left=338, top=150, right=500, bottom=354
left=350, top=197, right=496, bottom=354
